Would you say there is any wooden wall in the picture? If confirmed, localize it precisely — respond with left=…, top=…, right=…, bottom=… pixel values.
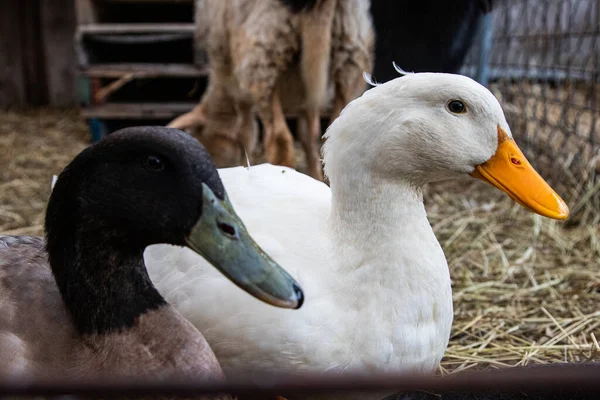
left=0, top=0, right=77, bottom=109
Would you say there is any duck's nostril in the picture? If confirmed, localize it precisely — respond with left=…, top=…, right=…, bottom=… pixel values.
left=217, top=222, right=236, bottom=236
left=293, top=283, right=304, bottom=309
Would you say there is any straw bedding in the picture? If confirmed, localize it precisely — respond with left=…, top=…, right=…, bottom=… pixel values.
left=0, top=107, right=598, bottom=375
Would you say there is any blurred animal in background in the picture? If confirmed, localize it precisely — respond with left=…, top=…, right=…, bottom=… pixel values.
left=369, top=0, right=493, bottom=82
left=167, top=0, right=374, bottom=181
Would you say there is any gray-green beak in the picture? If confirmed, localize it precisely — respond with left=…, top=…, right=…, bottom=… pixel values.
left=184, top=183, right=304, bottom=309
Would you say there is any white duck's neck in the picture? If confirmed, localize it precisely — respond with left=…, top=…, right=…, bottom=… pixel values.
left=318, top=95, right=457, bottom=350
left=329, top=168, right=426, bottom=258
left=327, top=166, right=451, bottom=307
left=323, top=166, right=454, bottom=373
left=329, top=173, right=426, bottom=243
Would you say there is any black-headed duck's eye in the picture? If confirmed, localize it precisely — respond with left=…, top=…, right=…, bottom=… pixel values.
left=447, top=100, right=467, bottom=114
left=143, top=155, right=165, bottom=172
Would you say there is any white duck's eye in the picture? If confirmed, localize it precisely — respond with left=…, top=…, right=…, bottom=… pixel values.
left=447, top=100, right=467, bottom=114
left=143, top=155, right=165, bottom=172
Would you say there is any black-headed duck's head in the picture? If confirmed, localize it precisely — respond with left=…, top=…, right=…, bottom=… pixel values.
left=46, top=126, right=303, bottom=310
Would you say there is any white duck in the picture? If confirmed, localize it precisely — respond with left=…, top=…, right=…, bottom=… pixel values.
left=144, top=71, right=568, bottom=394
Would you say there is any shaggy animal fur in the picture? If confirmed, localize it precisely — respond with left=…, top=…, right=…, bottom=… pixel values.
left=168, top=0, right=374, bottom=180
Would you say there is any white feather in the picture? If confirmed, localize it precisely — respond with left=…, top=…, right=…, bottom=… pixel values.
left=362, top=71, right=380, bottom=87
left=392, top=61, right=413, bottom=76
left=243, top=147, right=252, bottom=170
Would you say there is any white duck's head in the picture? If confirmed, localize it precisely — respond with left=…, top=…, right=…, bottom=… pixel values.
left=323, top=71, right=569, bottom=220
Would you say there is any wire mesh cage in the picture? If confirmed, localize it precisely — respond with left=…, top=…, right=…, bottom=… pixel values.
left=461, top=0, right=600, bottom=222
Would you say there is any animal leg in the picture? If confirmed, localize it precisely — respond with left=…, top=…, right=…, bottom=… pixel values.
left=257, top=92, right=296, bottom=169
left=167, top=104, right=206, bottom=131
left=329, top=77, right=363, bottom=126
left=236, top=99, right=258, bottom=161
left=191, top=78, right=244, bottom=167
left=202, top=132, right=241, bottom=167
left=329, top=84, right=346, bottom=126
left=298, top=108, right=324, bottom=181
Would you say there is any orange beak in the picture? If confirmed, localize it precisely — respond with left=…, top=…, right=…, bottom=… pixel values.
left=470, top=126, right=569, bottom=220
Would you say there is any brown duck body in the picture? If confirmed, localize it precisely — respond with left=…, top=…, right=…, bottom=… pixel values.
left=0, top=236, right=229, bottom=399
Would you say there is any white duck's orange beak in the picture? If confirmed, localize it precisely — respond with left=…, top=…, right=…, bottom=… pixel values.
left=470, top=126, right=569, bottom=220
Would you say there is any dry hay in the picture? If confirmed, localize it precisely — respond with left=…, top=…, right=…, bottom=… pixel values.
left=0, top=108, right=598, bottom=376
left=0, top=109, right=88, bottom=236
left=425, top=178, right=600, bottom=374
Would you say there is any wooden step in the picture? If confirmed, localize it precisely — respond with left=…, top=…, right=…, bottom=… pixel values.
left=76, top=0, right=194, bottom=25
left=75, top=24, right=197, bottom=65
left=100, top=0, right=194, bottom=3
left=81, top=103, right=334, bottom=120
left=81, top=102, right=198, bottom=119
left=78, top=23, right=195, bottom=35
left=81, top=63, right=207, bottom=78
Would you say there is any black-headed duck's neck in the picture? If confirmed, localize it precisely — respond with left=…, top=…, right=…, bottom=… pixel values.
left=47, top=222, right=166, bottom=336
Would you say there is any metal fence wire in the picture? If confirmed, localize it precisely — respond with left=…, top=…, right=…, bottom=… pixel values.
left=461, top=0, right=600, bottom=219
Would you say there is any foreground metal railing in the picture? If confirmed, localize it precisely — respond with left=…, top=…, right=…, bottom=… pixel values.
left=0, top=363, right=599, bottom=398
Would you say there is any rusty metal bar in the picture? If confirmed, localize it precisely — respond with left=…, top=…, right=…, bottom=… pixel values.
left=0, top=364, right=599, bottom=398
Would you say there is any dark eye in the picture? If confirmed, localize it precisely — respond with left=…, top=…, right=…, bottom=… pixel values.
left=143, top=155, right=165, bottom=172
left=447, top=100, right=466, bottom=114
